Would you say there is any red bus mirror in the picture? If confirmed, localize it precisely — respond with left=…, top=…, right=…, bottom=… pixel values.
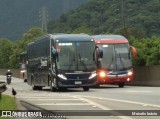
left=130, top=46, right=137, bottom=58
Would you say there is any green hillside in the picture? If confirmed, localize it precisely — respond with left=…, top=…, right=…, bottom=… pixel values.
left=0, top=0, right=86, bottom=40
left=0, top=0, right=160, bottom=68
left=48, top=0, right=160, bottom=39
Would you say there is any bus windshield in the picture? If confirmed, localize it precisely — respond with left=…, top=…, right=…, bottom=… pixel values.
left=98, top=43, right=132, bottom=71
left=56, top=41, right=95, bottom=71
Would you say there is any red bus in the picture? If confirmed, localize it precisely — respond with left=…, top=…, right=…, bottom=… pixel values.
left=93, top=35, right=137, bottom=88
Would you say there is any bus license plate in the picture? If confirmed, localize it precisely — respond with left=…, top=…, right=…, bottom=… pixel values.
left=75, top=81, right=82, bottom=85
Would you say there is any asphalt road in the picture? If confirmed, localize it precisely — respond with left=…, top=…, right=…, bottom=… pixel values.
left=1, top=75, right=160, bottom=119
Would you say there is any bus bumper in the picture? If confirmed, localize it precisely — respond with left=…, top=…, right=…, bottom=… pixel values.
left=98, top=76, right=133, bottom=84
left=57, top=78, right=97, bottom=88
left=97, top=69, right=134, bottom=84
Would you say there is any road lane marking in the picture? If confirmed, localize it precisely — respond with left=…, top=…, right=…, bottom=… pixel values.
left=27, top=98, right=82, bottom=101
left=72, top=96, right=133, bottom=119
left=77, top=95, right=160, bottom=108
left=37, top=103, right=91, bottom=106
left=127, top=90, right=151, bottom=93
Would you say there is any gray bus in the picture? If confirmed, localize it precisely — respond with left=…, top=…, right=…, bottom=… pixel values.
left=27, top=34, right=100, bottom=91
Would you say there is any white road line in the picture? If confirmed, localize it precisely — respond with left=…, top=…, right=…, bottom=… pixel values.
left=37, top=103, right=91, bottom=106
left=127, top=90, right=151, bottom=93
left=78, top=95, right=160, bottom=108
left=20, top=96, right=66, bottom=98
left=72, top=95, right=133, bottom=119
left=17, top=96, right=72, bottom=98
left=26, top=99, right=82, bottom=101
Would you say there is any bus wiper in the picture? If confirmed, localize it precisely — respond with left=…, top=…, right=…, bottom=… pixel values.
left=118, top=53, right=125, bottom=70
left=79, top=53, right=88, bottom=70
left=67, top=54, right=75, bottom=71
left=108, top=53, right=114, bottom=70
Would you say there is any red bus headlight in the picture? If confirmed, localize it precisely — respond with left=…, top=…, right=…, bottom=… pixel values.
left=99, top=71, right=107, bottom=78
left=128, top=71, right=133, bottom=76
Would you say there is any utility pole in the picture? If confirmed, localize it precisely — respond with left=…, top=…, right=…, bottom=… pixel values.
left=63, top=0, right=69, bottom=13
left=121, top=0, right=126, bottom=29
left=115, top=0, right=126, bottom=29
left=39, top=6, right=48, bottom=34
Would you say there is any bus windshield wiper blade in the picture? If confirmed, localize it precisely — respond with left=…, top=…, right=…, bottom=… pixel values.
left=107, top=53, right=114, bottom=70
left=67, top=55, right=75, bottom=71
left=79, top=53, right=88, bottom=70
left=118, top=53, right=126, bottom=70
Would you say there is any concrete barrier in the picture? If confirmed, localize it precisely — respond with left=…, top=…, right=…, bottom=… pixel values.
left=132, top=65, right=160, bottom=86
left=0, top=69, right=20, bottom=78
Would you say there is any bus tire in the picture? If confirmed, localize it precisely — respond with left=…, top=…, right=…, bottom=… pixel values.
left=49, top=78, right=56, bottom=92
left=50, top=85, right=55, bottom=92
left=83, top=87, right=89, bottom=91
left=37, top=86, right=42, bottom=90
left=32, top=85, right=38, bottom=90
left=95, top=83, right=100, bottom=88
left=24, top=79, right=27, bottom=82
left=31, top=77, right=37, bottom=90
left=118, top=83, right=125, bottom=88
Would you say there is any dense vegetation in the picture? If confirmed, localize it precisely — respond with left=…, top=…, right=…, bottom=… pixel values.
left=0, top=0, right=86, bottom=40
left=0, top=0, right=159, bottom=69
left=0, top=27, right=43, bottom=68
left=48, top=0, right=160, bottom=39
left=0, top=27, right=159, bottom=69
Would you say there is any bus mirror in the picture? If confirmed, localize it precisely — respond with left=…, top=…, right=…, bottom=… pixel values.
left=98, top=49, right=103, bottom=58
left=52, top=52, right=58, bottom=60
left=94, top=46, right=103, bottom=61
left=130, top=46, right=137, bottom=58
left=52, top=48, right=58, bottom=60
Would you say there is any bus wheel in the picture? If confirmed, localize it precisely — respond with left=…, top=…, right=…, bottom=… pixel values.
left=95, top=83, right=100, bottom=88
left=83, top=87, right=89, bottom=91
left=118, top=83, right=125, bottom=88
left=59, top=87, right=67, bottom=91
left=37, top=86, right=42, bottom=90
left=24, top=79, right=27, bottom=82
left=49, top=78, right=56, bottom=92
left=32, top=85, right=37, bottom=90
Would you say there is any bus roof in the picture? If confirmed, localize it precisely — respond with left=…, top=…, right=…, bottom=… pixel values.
left=92, top=35, right=128, bottom=44
left=28, top=34, right=94, bottom=47
left=51, top=34, right=94, bottom=42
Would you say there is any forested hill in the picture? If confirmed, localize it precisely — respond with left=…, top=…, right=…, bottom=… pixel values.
left=48, top=0, right=160, bottom=39
left=0, top=0, right=86, bottom=40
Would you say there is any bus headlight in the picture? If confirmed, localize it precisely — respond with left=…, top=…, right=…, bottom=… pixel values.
left=58, top=74, right=67, bottom=80
left=89, top=72, right=97, bottom=79
left=20, top=70, right=26, bottom=73
left=128, top=71, right=133, bottom=76
left=99, top=71, right=107, bottom=78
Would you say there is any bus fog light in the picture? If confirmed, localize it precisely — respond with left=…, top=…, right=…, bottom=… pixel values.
left=127, top=78, right=130, bottom=81
left=128, top=71, right=133, bottom=76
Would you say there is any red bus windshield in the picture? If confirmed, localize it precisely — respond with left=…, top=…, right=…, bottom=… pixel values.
left=97, top=43, right=132, bottom=71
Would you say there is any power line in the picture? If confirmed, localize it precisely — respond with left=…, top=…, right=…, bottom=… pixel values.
left=39, top=6, right=48, bottom=34
left=63, top=0, right=69, bottom=13
left=121, top=0, right=125, bottom=29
